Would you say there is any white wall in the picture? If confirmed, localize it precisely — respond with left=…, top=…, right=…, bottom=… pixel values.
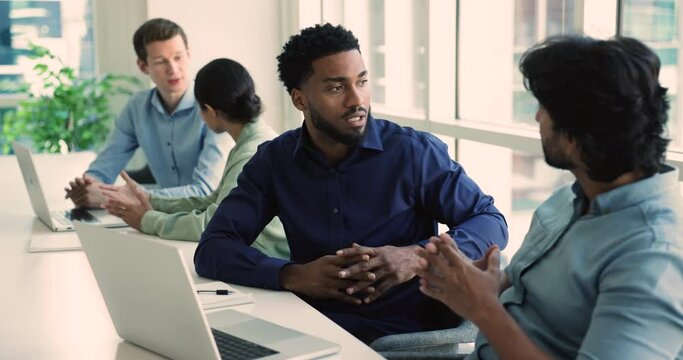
left=147, top=0, right=287, bottom=132
left=94, top=0, right=290, bottom=133
left=93, top=0, right=149, bottom=115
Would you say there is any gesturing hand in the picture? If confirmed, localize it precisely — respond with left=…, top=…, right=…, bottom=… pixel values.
left=336, top=243, right=422, bottom=304
left=416, top=233, right=503, bottom=322
left=279, top=252, right=377, bottom=305
left=99, top=171, right=149, bottom=204
left=100, top=171, right=151, bottom=230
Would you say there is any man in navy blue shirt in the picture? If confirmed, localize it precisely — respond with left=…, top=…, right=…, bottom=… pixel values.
left=195, top=23, right=508, bottom=343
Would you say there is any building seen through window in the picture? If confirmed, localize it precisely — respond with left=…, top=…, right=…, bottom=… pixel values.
left=0, top=0, right=94, bottom=151
left=622, top=0, right=681, bottom=150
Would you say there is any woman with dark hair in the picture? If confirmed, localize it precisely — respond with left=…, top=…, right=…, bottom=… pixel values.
left=100, top=58, right=289, bottom=259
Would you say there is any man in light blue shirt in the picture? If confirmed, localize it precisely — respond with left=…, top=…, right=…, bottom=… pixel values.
left=65, top=18, right=228, bottom=208
left=417, top=36, right=683, bottom=359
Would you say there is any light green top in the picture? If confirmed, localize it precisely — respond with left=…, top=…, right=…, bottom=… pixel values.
left=140, top=120, right=290, bottom=259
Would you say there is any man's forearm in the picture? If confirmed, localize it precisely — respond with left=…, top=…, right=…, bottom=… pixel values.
left=475, top=303, right=552, bottom=360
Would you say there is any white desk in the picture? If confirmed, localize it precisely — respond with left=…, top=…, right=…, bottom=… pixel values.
left=0, top=153, right=382, bottom=359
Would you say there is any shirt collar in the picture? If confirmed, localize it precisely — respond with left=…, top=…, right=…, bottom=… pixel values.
left=358, top=115, right=383, bottom=151
left=574, top=165, right=680, bottom=215
left=150, top=82, right=196, bottom=116
left=293, top=114, right=384, bottom=159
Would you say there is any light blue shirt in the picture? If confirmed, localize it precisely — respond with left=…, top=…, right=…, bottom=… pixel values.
left=86, top=87, right=229, bottom=197
left=471, top=166, right=683, bottom=360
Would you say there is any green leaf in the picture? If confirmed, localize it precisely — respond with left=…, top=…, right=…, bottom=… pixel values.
left=28, top=43, right=51, bottom=58
left=33, top=63, right=48, bottom=74
left=59, top=67, right=75, bottom=80
left=2, top=45, right=140, bottom=154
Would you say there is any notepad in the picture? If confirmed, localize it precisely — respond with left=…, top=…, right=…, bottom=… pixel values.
left=195, top=281, right=253, bottom=310
left=28, top=228, right=82, bottom=252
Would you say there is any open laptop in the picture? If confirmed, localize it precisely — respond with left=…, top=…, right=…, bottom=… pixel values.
left=12, top=141, right=126, bottom=231
left=74, top=222, right=340, bottom=360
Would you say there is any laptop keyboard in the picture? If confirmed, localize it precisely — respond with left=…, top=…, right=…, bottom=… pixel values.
left=211, top=328, right=279, bottom=359
left=66, top=208, right=98, bottom=222
left=50, top=211, right=74, bottom=227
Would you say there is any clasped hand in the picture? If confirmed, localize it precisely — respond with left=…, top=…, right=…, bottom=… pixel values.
left=64, top=174, right=106, bottom=208
left=281, top=243, right=421, bottom=305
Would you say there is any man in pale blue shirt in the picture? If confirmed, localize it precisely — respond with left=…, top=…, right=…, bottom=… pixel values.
left=65, top=18, right=228, bottom=208
left=417, top=36, right=683, bottom=359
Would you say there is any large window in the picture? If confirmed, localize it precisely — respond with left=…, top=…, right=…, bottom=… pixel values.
left=513, top=0, right=582, bottom=125
left=0, top=0, right=95, bottom=152
left=302, top=0, right=683, bottom=257
left=342, top=0, right=429, bottom=118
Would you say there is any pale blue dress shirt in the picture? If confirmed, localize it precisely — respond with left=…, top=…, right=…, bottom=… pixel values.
left=85, top=87, right=229, bottom=197
left=471, top=166, right=683, bottom=359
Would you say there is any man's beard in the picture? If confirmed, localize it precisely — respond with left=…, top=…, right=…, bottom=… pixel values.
left=542, top=135, right=574, bottom=170
left=309, top=104, right=368, bottom=146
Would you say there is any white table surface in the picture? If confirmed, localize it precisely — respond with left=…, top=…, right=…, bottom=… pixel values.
left=0, top=152, right=383, bottom=359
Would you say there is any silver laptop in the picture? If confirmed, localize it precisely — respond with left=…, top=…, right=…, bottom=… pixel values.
left=12, top=141, right=126, bottom=231
left=74, top=222, right=340, bottom=360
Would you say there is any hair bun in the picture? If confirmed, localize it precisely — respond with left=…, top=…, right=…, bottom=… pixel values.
left=230, top=93, right=263, bottom=120
left=195, top=58, right=262, bottom=123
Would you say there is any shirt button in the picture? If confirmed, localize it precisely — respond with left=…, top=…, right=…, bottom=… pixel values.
left=171, top=166, right=176, bottom=171
left=167, top=142, right=171, bottom=146
left=332, top=208, right=339, bottom=214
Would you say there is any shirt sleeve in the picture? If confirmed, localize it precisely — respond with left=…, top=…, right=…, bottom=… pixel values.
left=194, top=144, right=290, bottom=290
left=148, top=130, right=230, bottom=197
left=416, top=134, right=509, bottom=260
left=576, top=247, right=683, bottom=360
left=139, top=189, right=218, bottom=241
left=149, top=190, right=217, bottom=214
left=139, top=206, right=214, bottom=242
left=139, top=150, right=244, bottom=241
left=85, top=101, right=139, bottom=183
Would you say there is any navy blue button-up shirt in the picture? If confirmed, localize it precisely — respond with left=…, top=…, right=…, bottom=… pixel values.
left=196, top=117, right=508, bottom=339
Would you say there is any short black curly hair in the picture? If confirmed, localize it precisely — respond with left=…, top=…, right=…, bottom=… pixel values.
left=277, top=23, right=360, bottom=94
left=520, top=35, right=670, bottom=181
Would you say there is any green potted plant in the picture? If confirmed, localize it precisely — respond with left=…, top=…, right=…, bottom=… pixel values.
left=1, top=44, right=140, bottom=154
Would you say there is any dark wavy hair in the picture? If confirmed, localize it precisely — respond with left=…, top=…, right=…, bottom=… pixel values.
left=520, top=36, right=670, bottom=181
left=133, top=18, right=188, bottom=63
left=277, top=23, right=360, bottom=94
left=194, top=58, right=263, bottom=124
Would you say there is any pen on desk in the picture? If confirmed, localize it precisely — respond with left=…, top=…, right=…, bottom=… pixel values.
left=197, top=290, right=231, bottom=295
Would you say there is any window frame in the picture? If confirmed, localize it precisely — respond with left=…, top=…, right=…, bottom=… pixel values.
left=301, top=0, right=683, bottom=181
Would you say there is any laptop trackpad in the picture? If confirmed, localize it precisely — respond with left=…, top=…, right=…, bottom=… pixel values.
left=208, top=310, right=302, bottom=344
